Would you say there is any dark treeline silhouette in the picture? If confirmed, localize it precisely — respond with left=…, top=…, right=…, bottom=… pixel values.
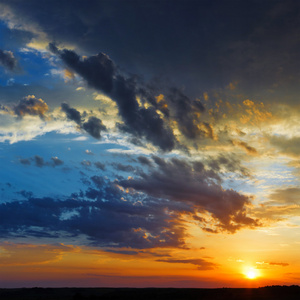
left=0, top=286, right=300, bottom=300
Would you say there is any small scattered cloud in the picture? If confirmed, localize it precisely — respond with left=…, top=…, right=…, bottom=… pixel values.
left=51, top=156, right=64, bottom=166
left=85, top=150, right=94, bottom=155
left=0, top=49, right=18, bottom=71
left=112, top=163, right=135, bottom=173
left=34, top=155, right=45, bottom=167
left=19, top=158, right=31, bottom=165
left=81, top=160, right=92, bottom=167
left=18, top=155, right=64, bottom=168
left=269, top=262, right=289, bottom=267
left=94, top=161, right=106, bottom=170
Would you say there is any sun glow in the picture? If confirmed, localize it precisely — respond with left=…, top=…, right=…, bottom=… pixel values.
left=246, top=270, right=256, bottom=279
left=244, top=267, right=259, bottom=280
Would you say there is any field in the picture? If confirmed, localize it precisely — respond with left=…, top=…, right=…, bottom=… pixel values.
left=1, top=286, right=300, bottom=300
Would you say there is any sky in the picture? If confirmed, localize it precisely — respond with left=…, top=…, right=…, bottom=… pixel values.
left=0, top=0, right=300, bottom=288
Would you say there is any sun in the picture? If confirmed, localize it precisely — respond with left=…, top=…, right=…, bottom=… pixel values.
left=244, top=267, right=259, bottom=280
left=246, top=270, right=256, bottom=279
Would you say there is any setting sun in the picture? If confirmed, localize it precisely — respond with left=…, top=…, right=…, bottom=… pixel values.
left=246, top=270, right=256, bottom=279
left=244, top=268, right=259, bottom=280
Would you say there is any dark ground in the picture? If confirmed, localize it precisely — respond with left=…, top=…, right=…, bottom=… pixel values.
left=0, top=286, right=300, bottom=300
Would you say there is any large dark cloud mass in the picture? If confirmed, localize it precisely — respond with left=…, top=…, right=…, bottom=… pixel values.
left=0, top=153, right=259, bottom=249
left=1, top=0, right=286, bottom=95
left=52, top=44, right=176, bottom=151
left=4, top=0, right=299, bottom=102
left=51, top=43, right=215, bottom=151
left=119, top=157, right=258, bottom=233
left=49, top=44, right=115, bottom=94
left=0, top=179, right=187, bottom=249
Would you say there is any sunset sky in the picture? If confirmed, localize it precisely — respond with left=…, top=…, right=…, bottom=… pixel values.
left=0, top=0, right=300, bottom=288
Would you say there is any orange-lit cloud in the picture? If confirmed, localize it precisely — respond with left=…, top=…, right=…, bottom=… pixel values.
left=0, top=242, right=78, bottom=266
left=231, top=139, right=258, bottom=155
left=14, top=95, right=49, bottom=118
left=156, top=258, right=218, bottom=270
left=240, top=99, right=272, bottom=125
left=64, top=68, right=75, bottom=81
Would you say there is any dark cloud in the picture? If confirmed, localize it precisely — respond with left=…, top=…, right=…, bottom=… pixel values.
left=127, top=137, right=145, bottom=147
left=19, top=156, right=64, bottom=168
left=0, top=178, right=189, bottom=249
left=61, top=103, right=106, bottom=139
left=0, top=49, right=18, bottom=71
left=82, top=116, right=106, bottom=139
left=167, top=88, right=206, bottom=140
left=61, top=103, right=82, bottom=125
left=137, top=156, right=152, bottom=167
left=51, top=45, right=176, bottom=151
left=4, top=0, right=300, bottom=108
left=220, top=0, right=300, bottom=98
left=156, top=258, right=217, bottom=270
left=14, top=95, right=48, bottom=118
left=34, top=155, right=46, bottom=167
left=112, top=163, right=135, bottom=173
left=94, top=161, right=106, bottom=171
left=51, top=44, right=214, bottom=150
left=2, top=0, right=280, bottom=97
left=19, top=158, right=31, bottom=165
left=51, top=156, right=64, bottom=166
left=50, top=44, right=115, bottom=94
left=119, top=157, right=258, bottom=233
left=206, top=154, right=251, bottom=178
